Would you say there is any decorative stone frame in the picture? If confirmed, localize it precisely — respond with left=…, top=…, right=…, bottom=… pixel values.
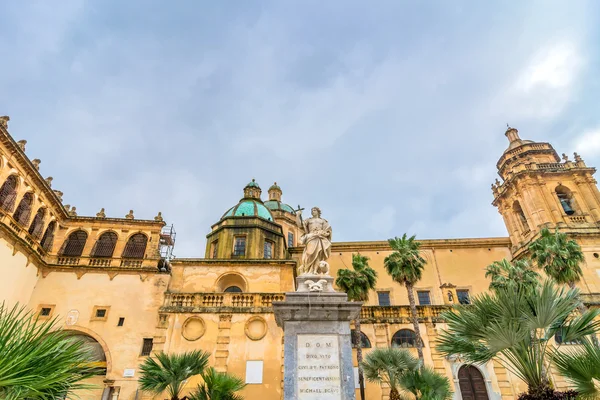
left=448, top=357, right=501, bottom=400
left=245, top=316, right=268, bottom=341
left=182, top=317, right=206, bottom=341
left=36, top=303, right=55, bottom=320
left=90, top=305, right=110, bottom=322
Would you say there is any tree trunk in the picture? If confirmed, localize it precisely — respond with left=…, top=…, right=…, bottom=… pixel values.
left=354, top=318, right=366, bottom=400
left=389, top=387, right=402, bottom=400
left=406, top=282, right=425, bottom=364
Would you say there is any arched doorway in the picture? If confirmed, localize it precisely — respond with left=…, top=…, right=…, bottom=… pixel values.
left=458, top=365, right=489, bottom=400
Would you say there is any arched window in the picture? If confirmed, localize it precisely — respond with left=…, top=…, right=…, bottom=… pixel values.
left=556, top=185, right=576, bottom=215
left=554, top=329, right=582, bottom=345
left=391, top=329, right=417, bottom=348
left=216, top=272, right=247, bottom=292
left=60, top=230, right=88, bottom=257
left=513, top=201, right=530, bottom=232
left=91, top=232, right=118, bottom=258
left=224, top=286, right=243, bottom=293
left=0, top=175, right=18, bottom=212
left=122, top=233, right=148, bottom=259
left=40, top=221, right=56, bottom=252
left=28, top=207, right=46, bottom=239
left=13, top=192, right=33, bottom=225
left=351, top=330, right=372, bottom=348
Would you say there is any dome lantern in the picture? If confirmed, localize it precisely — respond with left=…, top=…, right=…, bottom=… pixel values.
left=243, top=179, right=262, bottom=200
left=268, top=182, right=282, bottom=202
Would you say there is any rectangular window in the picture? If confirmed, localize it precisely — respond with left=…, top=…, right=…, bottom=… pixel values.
left=96, top=309, right=107, bottom=318
left=264, top=241, right=273, bottom=259
left=417, top=291, right=431, bottom=305
left=245, top=360, right=264, bottom=384
left=377, top=291, right=391, bottom=306
left=117, top=317, right=125, bottom=327
left=457, top=290, right=470, bottom=305
left=91, top=305, right=110, bottom=321
left=233, top=237, right=246, bottom=256
left=211, top=240, right=218, bottom=259
left=288, top=232, right=294, bottom=247
left=141, top=338, right=153, bottom=356
left=40, top=307, right=51, bottom=316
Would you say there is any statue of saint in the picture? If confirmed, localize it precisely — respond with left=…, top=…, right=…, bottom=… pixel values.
left=296, top=206, right=332, bottom=275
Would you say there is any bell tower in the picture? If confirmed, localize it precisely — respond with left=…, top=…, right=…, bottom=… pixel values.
left=492, top=127, right=600, bottom=255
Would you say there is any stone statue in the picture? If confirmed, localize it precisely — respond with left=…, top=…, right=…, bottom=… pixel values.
left=53, top=190, right=63, bottom=202
left=296, top=206, right=332, bottom=276
left=68, top=207, right=77, bottom=217
left=96, top=208, right=106, bottom=218
left=16, top=139, right=26, bottom=151
left=31, top=159, right=41, bottom=170
left=154, top=212, right=164, bottom=222
left=45, top=176, right=53, bottom=187
left=0, top=116, right=9, bottom=129
left=447, top=290, right=454, bottom=303
left=125, top=210, right=134, bottom=220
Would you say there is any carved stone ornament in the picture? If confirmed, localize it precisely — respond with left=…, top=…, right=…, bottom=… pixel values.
left=154, top=212, right=163, bottom=222
left=65, top=309, right=80, bottom=326
left=53, top=190, right=63, bottom=202
left=31, top=159, right=41, bottom=170
left=68, top=206, right=77, bottom=217
left=16, top=139, right=26, bottom=151
left=245, top=316, right=267, bottom=341
left=45, top=177, right=53, bottom=187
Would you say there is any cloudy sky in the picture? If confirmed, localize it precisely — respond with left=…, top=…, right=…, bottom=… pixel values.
left=1, top=1, right=598, bottom=257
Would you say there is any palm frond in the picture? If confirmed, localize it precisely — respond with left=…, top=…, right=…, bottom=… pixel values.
left=361, top=348, right=419, bottom=391
left=188, top=367, right=246, bottom=400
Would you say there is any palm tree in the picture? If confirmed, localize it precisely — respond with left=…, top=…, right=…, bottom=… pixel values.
left=553, top=339, right=600, bottom=399
left=437, top=280, right=600, bottom=398
left=0, top=302, right=99, bottom=400
left=336, top=253, right=378, bottom=400
left=139, top=350, right=210, bottom=400
left=529, top=227, right=584, bottom=289
left=398, top=366, right=453, bottom=400
left=188, top=368, right=246, bottom=400
left=361, top=348, right=420, bottom=400
left=384, top=234, right=426, bottom=363
left=485, top=258, right=540, bottom=292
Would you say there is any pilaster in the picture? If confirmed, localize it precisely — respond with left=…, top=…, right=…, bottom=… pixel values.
left=215, top=314, right=232, bottom=372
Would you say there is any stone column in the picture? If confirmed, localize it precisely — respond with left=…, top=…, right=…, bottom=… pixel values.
left=575, top=176, right=600, bottom=221
left=273, top=276, right=361, bottom=400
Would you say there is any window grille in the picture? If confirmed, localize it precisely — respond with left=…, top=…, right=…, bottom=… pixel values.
left=95, top=309, right=107, bottom=318
left=391, top=329, right=417, bottom=348
left=40, top=221, right=56, bottom=252
left=377, top=291, right=391, bottom=306
left=233, top=237, right=246, bottom=256
left=288, top=232, right=294, bottom=247
left=13, top=192, right=33, bottom=226
left=60, top=230, right=88, bottom=257
left=122, top=234, right=147, bottom=258
left=141, top=338, right=153, bottom=356
left=417, top=291, right=431, bottom=305
left=92, top=232, right=118, bottom=258
left=28, top=208, right=46, bottom=239
left=0, top=176, right=18, bottom=212
left=264, top=241, right=273, bottom=259
left=456, top=290, right=470, bottom=305
left=555, top=329, right=582, bottom=345
left=224, top=286, right=243, bottom=293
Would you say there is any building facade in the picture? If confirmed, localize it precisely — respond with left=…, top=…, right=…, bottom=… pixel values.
left=1, top=115, right=599, bottom=400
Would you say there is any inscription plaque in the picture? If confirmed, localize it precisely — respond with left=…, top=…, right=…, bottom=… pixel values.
left=297, top=334, right=342, bottom=400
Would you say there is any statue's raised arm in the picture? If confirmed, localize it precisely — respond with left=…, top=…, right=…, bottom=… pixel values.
left=297, top=206, right=332, bottom=276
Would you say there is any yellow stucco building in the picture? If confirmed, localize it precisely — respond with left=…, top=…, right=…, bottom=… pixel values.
left=1, top=115, right=599, bottom=400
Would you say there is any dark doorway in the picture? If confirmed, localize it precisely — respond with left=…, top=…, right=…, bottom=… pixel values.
left=458, top=365, right=489, bottom=400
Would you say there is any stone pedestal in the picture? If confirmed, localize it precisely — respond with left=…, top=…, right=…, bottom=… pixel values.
left=273, top=276, right=362, bottom=400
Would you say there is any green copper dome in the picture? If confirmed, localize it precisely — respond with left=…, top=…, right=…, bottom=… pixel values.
left=222, top=200, right=274, bottom=221
left=245, top=179, right=261, bottom=189
left=264, top=200, right=295, bottom=214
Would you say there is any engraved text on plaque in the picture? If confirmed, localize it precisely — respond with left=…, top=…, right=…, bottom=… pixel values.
left=297, top=334, right=342, bottom=400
